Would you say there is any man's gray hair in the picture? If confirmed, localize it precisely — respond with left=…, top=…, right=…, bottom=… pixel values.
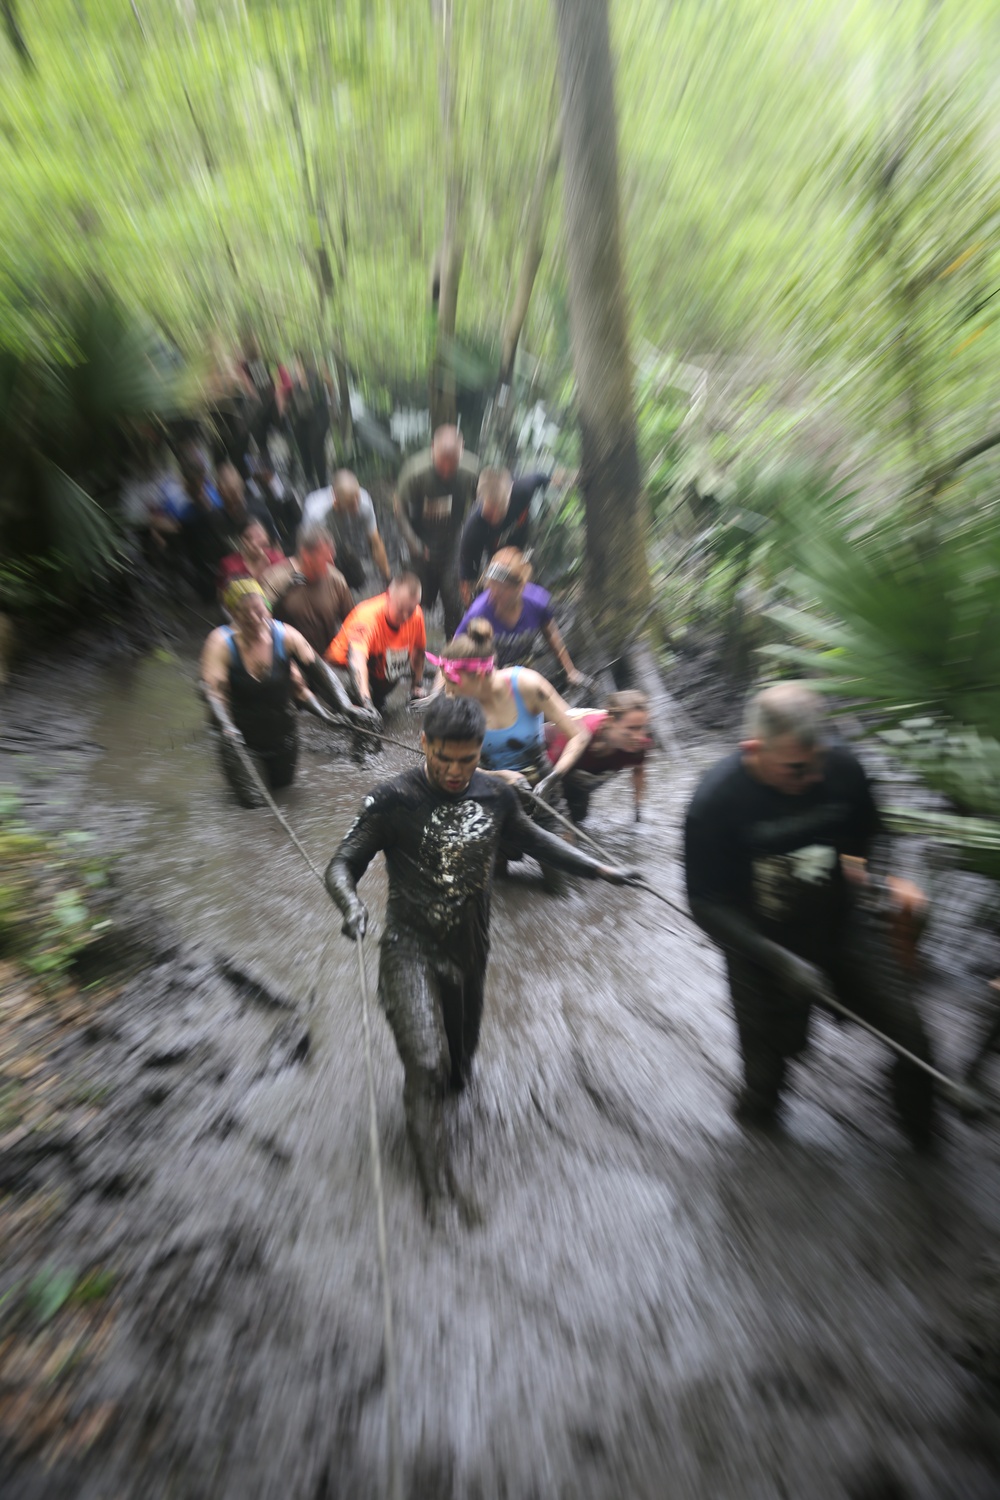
left=743, top=682, right=824, bottom=747
left=297, top=521, right=333, bottom=553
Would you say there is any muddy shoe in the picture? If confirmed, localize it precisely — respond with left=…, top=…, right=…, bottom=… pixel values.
left=734, top=1091, right=784, bottom=1133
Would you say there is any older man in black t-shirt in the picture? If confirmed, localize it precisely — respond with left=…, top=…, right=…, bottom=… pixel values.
left=685, top=682, right=936, bottom=1145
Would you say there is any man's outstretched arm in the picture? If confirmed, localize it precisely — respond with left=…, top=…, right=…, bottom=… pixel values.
left=325, top=795, right=392, bottom=936
left=502, top=793, right=634, bottom=885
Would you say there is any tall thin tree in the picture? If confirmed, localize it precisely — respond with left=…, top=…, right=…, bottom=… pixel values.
left=552, top=0, right=649, bottom=652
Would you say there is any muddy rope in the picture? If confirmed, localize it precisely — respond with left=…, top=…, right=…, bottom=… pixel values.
left=221, top=731, right=404, bottom=1500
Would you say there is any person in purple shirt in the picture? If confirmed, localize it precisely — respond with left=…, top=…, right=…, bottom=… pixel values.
left=453, top=547, right=584, bottom=683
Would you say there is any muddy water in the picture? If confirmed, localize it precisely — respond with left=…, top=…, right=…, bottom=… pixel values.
left=3, top=636, right=1000, bottom=1499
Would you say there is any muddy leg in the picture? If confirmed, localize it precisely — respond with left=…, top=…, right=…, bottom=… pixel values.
left=727, top=955, right=810, bottom=1126
left=379, top=943, right=454, bottom=1216
left=216, top=730, right=268, bottom=809
left=829, top=934, right=937, bottom=1149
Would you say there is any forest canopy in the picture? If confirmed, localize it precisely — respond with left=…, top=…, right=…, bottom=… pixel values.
left=3, top=0, right=999, bottom=462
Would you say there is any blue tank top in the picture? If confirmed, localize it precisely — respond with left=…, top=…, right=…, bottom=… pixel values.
left=479, top=667, right=545, bottom=772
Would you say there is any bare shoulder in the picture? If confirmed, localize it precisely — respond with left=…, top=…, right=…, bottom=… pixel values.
left=517, top=667, right=552, bottom=702
left=282, top=623, right=313, bottom=659
left=203, top=626, right=230, bottom=657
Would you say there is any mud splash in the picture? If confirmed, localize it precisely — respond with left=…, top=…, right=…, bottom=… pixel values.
left=1, top=630, right=999, bottom=1499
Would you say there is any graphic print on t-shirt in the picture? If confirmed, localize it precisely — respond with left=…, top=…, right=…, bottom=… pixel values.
left=384, top=646, right=410, bottom=681
left=423, top=494, right=453, bottom=523
left=418, top=799, right=497, bottom=927
left=752, top=843, right=838, bottom=923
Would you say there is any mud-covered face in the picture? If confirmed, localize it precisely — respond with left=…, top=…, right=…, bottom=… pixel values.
left=422, top=735, right=482, bottom=795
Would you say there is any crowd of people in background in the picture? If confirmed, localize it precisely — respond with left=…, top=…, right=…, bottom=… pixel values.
left=119, top=342, right=960, bottom=1213
left=123, top=340, right=653, bottom=833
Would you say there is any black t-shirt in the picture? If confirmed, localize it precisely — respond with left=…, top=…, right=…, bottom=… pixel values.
left=331, top=766, right=600, bottom=971
left=684, top=745, right=881, bottom=960
left=458, top=471, right=549, bottom=582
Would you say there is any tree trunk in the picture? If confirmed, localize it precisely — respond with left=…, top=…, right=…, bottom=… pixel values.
left=429, top=234, right=462, bottom=430
left=428, top=0, right=462, bottom=432
left=499, top=128, right=562, bottom=387
left=333, top=350, right=353, bottom=453
left=552, top=0, right=649, bottom=651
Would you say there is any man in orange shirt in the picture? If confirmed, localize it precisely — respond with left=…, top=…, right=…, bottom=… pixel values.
left=326, top=572, right=427, bottom=716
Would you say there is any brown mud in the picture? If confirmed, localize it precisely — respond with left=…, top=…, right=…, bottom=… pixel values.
left=1, top=628, right=999, bottom=1499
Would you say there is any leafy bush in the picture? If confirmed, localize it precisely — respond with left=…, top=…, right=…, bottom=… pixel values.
left=765, top=508, right=1000, bottom=874
left=0, top=792, right=110, bottom=983
left=0, top=288, right=178, bottom=608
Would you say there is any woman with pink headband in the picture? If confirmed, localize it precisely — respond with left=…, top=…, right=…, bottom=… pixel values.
left=432, top=619, right=591, bottom=800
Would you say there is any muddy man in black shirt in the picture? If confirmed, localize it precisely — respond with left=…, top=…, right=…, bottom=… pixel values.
left=685, top=683, right=937, bottom=1146
left=326, top=695, right=637, bottom=1222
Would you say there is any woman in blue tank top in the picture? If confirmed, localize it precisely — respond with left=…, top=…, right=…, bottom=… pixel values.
left=435, top=620, right=591, bottom=788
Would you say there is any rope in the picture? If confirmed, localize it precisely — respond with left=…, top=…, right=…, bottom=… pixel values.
left=223, top=731, right=404, bottom=1500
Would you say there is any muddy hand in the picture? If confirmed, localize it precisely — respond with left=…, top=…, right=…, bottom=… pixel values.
left=340, top=899, right=368, bottom=940
left=534, top=771, right=562, bottom=805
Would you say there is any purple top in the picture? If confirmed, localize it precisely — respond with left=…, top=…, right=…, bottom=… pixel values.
left=455, top=583, right=554, bottom=667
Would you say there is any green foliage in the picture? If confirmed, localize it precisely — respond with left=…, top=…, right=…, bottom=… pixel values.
left=0, top=288, right=177, bottom=603
left=0, top=793, right=111, bottom=984
left=767, top=514, right=1000, bottom=735
left=765, top=505, right=1000, bottom=874
left=13, top=1265, right=116, bottom=1328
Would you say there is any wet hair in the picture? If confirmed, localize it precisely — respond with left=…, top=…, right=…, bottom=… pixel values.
left=484, top=546, right=532, bottom=587
left=297, top=521, right=333, bottom=553
left=441, top=619, right=495, bottom=660
left=743, top=682, right=823, bottom=747
left=606, top=690, right=649, bottom=718
left=423, top=694, right=486, bottom=744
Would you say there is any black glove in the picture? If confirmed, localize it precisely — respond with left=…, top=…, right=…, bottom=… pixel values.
left=340, top=899, right=368, bottom=940
left=770, top=948, right=830, bottom=1006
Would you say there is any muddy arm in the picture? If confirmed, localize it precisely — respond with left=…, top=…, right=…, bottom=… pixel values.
left=324, top=792, right=394, bottom=918
left=501, top=793, right=622, bottom=882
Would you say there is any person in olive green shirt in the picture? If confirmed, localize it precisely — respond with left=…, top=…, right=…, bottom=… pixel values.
left=393, top=424, right=479, bottom=638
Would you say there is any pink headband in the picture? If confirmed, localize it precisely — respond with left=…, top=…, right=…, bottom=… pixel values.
left=427, top=650, right=495, bottom=684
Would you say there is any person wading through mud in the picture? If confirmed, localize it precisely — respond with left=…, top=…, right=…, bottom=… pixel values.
left=455, top=547, right=584, bottom=686
left=200, top=579, right=360, bottom=806
left=457, top=466, right=565, bottom=607
left=394, top=424, right=480, bottom=638
left=325, top=694, right=638, bottom=1223
left=544, top=690, right=653, bottom=825
left=685, top=682, right=938, bottom=1146
left=434, top=620, right=590, bottom=888
left=326, top=572, right=427, bottom=719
